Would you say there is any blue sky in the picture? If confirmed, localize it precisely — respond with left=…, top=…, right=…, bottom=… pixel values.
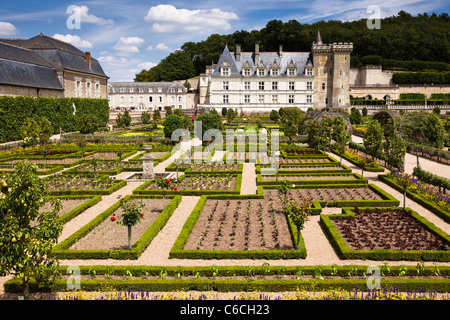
left=0, top=0, right=448, bottom=81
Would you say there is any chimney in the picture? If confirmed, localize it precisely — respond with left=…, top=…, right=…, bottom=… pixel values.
left=85, top=52, right=91, bottom=69
left=254, top=43, right=260, bottom=65
left=279, top=45, right=283, bottom=58
left=235, top=44, right=241, bottom=62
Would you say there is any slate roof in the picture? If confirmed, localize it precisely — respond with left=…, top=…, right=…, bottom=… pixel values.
left=212, top=44, right=312, bottom=77
left=0, top=34, right=108, bottom=78
left=0, top=42, right=63, bottom=90
left=108, top=81, right=187, bottom=94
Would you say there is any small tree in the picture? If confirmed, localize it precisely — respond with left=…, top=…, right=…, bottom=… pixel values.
left=0, top=161, right=63, bottom=299
left=283, top=198, right=311, bottom=250
left=332, top=117, right=351, bottom=165
left=20, top=118, right=40, bottom=146
left=111, top=197, right=145, bottom=250
left=141, top=111, right=151, bottom=124
left=76, top=138, right=87, bottom=158
left=221, top=107, right=228, bottom=117
left=156, top=178, right=177, bottom=208
left=77, top=114, right=99, bottom=134
left=153, top=109, right=161, bottom=121
left=350, top=108, right=362, bottom=125
left=38, top=117, right=53, bottom=145
left=269, top=109, right=279, bottom=122
left=364, top=120, right=384, bottom=161
left=163, top=114, right=184, bottom=139
left=122, top=110, right=132, bottom=127
left=226, top=108, right=236, bottom=124
left=277, top=180, right=294, bottom=206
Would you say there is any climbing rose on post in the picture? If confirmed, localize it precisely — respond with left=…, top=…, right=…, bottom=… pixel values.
left=112, top=197, right=145, bottom=250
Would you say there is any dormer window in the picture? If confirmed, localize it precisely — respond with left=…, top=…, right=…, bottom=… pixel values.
left=287, top=68, right=296, bottom=76
left=257, top=68, right=266, bottom=76
left=222, top=67, right=230, bottom=76
left=129, top=88, right=134, bottom=93
left=148, top=88, right=153, bottom=93
left=271, top=68, right=279, bottom=76
left=306, top=68, right=313, bottom=76
left=157, top=87, right=162, bottom=93
left=243, top=68, right=251, bottom=77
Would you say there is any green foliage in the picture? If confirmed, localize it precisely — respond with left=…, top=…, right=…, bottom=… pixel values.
left=116, top=111, right=132, bottom=128
left=221, top=107, right=227, bottom=116
left=401, top=111, right=445, bottom=148
left=363, top=120, right=384, bottom=160
left=77, top=114, right=99, bottom=135
left=195, top=112, right=223, bottom=137
left=283, top=198, right=311, bottom=250
left=153, top=109, right=161, bottom=121
left=156, top=51, right=196, bottom=82
left=399, top=93, right=426, bottom=100
left=163, top=114, right=185, bottom=139
left=140, top=111, right=151, bottom=124
left=0, top=161, right=63, bottom=299
left=393, top=72, right=450, bottom=84
left=350, top=108, right=362, bottom=125
left=20, top=117, right=40, bottom=146
left=0, top=96, right=109, bottom=143
left=269, top=109, right=279, bottom=122
left=226, top=108, right=236, bottom=123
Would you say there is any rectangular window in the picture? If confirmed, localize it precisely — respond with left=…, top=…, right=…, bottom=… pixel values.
left=86, top=82, right=91, bottom=97
left=322, top=83, right=326, bottom=90
left=222, top=68, right=229, bottom=76
left=244, top=95, right=250, bottom=104
left=271, top=69, right=279, bottom=76
left=289, top=81, right=295, bottom=90
left=259, top=95, right=264, bottom=103
left=288, top=95, right=294, bottom=104
left=244, top=69, right=251, bottom=77
left=158, top=96, right=162, bottom=103
left=272, top=82, right=278, bottom=90
left=149, top=96, right=153, bottom=102
left=223, top=95, right=229, bottom=103
left=258, top=69, right=265, bottom=76
left=288, top=69, right=295, bottom=76
left=244, top=81, right=250, bottom=90
left=306, top=69, right=313, bottom=76
left=139, top=96, right=143, bottom=103
left=76, top=80, right=81, bottom=97
left=178, top=96, right=182, bottom=102
left=259, top=81, right=265, bottom=90
left=307, top=82, right=312, bottom=90
left=307, top=95, right=312, bottom=103
left=222, top=81, right=229, bottom=90
left=120, top=96, right=124, bottom=103
left=272, top=95, right=278, bottom=103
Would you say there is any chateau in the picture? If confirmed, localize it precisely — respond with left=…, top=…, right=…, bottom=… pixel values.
left=0, top=34, right=108, bottom=99
left=198, top=32, right=353, bottom=113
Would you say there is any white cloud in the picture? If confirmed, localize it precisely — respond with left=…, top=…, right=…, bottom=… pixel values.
left=97, top=55, right=157, bottom=81
left=144, top=4, right=239, bottom=34
left=0, top=22, right=17, bottom=36
left=78, top=5, right=114, bottom=26
left=52, top=34, right=93, bottom=49
left=147, top=43, right=170, bottom=51
left=138, top=62, right=157, bottom=69
left=114, top=36, right=144, bottom=55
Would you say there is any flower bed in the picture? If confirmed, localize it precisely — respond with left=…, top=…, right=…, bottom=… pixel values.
left=170, top=195, right=305, bottom=259
left=0, top=163, right=64, bottom=175
left=379, top=173, right=450, bottom=223
left=262, top=184, right=399, bottom=208
left=321, top=207, right=450, bottom=261
left=65, top=160, right=143, bottom=175
left=256, top=163, right=352, bottom=174
left=165, top=161, right=242, bottom=174
left=44, top=174, right=127, bottom=195
left=40, top=195, right=102, bottom=224
left=51, top=195, right=181, bottom=260
left=257, top=172, right=367, bottom=186
left=134, top=174, right=242, bottom=195
left=331, top=147, right=385, bottom=172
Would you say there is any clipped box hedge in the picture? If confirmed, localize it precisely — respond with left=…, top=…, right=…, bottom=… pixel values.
left=169, top=194, right=307, bottom=260
left=256, top=163, right=353, bottom=174
left=256, top=172, right=368, bottom=186
left=331, top=149, right=385, bottom=172
left=4, top=264, right=450, bottom=293
left=0, top=163, right=65, bottom=175
left=379, top=174, right=450, bottom=224
left=133, top=173, right=243, bottom=196
left=45, top=174, right=127, bottom=196
left=262, top=183, right=399, bottom=208
left=50, top=195, right=102, bottom=224
left=51, top=195, right=182, bottom=260
left=320, top=206, right=450, bottom=261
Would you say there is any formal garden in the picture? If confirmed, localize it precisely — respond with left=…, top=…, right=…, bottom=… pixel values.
left=0, top=105, right=449, bottom=300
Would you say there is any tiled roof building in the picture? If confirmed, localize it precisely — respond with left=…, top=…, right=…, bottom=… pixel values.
left=0, top=33, right=108, bottom=98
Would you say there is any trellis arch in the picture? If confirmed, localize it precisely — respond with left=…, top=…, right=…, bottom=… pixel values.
left=308, top=109, right=352, bottom=131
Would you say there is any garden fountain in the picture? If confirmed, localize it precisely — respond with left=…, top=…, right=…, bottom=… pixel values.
left=126, top=144, right=173, bottom=181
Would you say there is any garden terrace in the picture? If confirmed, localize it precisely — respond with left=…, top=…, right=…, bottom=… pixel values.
left=170, top=195, right=305, bottom=260
left=64, top=160, right=143, bottom=175
left=2, top=158, right=84, bottom=168
left=321, top=207, right=450, bottom=261
left=51, top=195, right=181, bottom=260
left=40, top=195, right=101, bottom=224
left=44, top=174, right=126, bottom=195
left=262, top=184, right=399, bottom=208
left=257, top=172, right=367, bottom=186
left=259, top=156, right=339, bottom=165
left=256, top=163, right=352, bottom=174
left=165, top=161, right=242, bottom=174
left=134, top=174, right=242, bottom=195
left=0, top=163, right=64, bottom=175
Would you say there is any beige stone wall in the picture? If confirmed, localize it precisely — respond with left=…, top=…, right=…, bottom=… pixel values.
left=312, top=51, right=333, bottom=109
left=63, top=71, right=108, bottom=99
left=397, top=85, right=450, bottom=98
left=0, top=84, right=64, bottom=98
left=350, top=66, right=393, bottom=87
